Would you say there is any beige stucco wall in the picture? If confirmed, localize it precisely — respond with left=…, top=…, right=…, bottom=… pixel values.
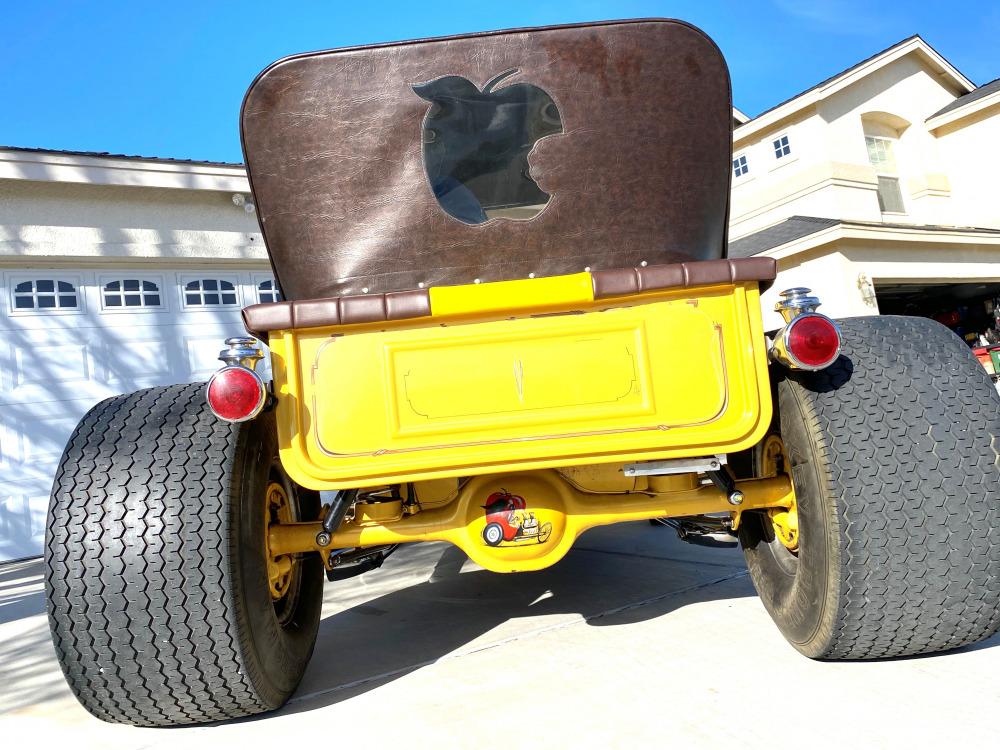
left=935, top=103, right=1000, bottom=228
left=760, top=238, right=1000, bottom=330
left=0, top=178, right=266, bottom=267
left=759, top=247, right=873, bottom=330
left=730, top=50, right=989, bottom=240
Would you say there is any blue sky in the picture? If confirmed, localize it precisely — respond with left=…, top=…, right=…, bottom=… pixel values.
left=2, top=1, right=997, bottom=163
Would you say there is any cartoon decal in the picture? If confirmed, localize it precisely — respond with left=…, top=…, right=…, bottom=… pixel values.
left=481, top=489, right=553, bottom=547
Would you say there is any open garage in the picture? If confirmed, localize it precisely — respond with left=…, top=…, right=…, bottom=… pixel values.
left=875, top=280, right=1000, bottom=344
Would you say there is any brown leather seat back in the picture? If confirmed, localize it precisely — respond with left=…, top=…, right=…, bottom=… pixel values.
left=241, top=19, right=733, bottom=301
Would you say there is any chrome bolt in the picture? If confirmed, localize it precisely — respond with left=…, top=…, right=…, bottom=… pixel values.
left=315, top=531, right=332, bottom=547
left=728, top=490, right=745, bottom=506
left=219, top=336, right=263, bottom=370
left=775, top=287, right=822, bottom=323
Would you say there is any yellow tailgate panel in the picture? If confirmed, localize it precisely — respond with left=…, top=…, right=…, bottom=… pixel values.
left=271, top=283, right=771, bottom=489
left=396, top=328, right=642, bottom=421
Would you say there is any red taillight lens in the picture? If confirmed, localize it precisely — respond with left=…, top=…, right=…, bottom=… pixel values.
left=786, top=315, right=841, bottom=369
left=206, top=366, right=265, bottom=422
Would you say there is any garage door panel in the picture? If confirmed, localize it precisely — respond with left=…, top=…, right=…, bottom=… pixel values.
left=12, top=342, right=91, bottom=389
left=11, top=413, right=82, bottom=465
left=2, top=326, right=104, bottom=404
left=0, top=268, right=274, bottom=561
left=96, top=325, right=187, bottom=393
left=185, top=334, right=229, bottom=378
left=0, top=398, right=94, bottom=467
left=0, top=493, right=47, bottom=561
left=0, top=398, right=94, bottom=561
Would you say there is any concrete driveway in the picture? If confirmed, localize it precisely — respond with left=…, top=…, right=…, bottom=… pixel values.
left=2, top=522, right=998, bottom=748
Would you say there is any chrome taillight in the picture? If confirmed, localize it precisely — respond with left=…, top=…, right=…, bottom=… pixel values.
left=770, top=288, right=842, bottom=371
left=207, top=337, right=267, bottom=422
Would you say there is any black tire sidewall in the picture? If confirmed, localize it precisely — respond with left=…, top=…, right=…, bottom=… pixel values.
left=231, top=411, right=324, bottom=704
left=740, top=379, right=839, bottom=657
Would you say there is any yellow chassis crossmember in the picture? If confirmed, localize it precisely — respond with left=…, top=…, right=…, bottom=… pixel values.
left=269, top=468, right=794, bottom=573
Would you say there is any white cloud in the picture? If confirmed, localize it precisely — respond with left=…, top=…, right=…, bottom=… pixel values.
left=772, top=0, right=892, bottom=35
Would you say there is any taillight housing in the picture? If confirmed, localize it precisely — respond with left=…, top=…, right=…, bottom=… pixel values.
left=207, top=366, right=266, bottom=422
left=207, top=337, right=267, bottom=422
left=770, top=288, right=841, bottom=371
left=772, top=313, right=842, bottom=371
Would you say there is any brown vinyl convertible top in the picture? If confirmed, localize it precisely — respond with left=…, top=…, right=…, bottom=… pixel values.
left=241, top=19, right=734, bottom=301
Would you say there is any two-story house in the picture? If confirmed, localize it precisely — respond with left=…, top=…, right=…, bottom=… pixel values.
left=728, top=35, right=1000, bottom=336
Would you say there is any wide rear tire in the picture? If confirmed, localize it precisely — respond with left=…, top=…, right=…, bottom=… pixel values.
left=741, top=316, right=1000, bottom=659
left=45, top=383, right=323, bottom=726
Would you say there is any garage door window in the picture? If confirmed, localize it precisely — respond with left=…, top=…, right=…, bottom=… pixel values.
left=13, top=279, right=79, bottom=310
left=103, top=279, right=162, bottom=309
left=184, top=279, right=238, bottom=307
left=257, top=279, right=282, bottom=304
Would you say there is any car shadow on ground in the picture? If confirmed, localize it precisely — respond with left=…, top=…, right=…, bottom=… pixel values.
left=7, top=522, right=1000, bottom=725
left=260, top=525, right=756, bottom=720
left=0, top=558, right=45, bottom=627
left=0, top=558, right=70, bottom=715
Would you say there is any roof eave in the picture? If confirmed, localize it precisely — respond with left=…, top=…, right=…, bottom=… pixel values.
left=734, top=36, right=974, bottom=145
left=0, top=147, right=251, bottom=192
left=926, top=89, right=1000, bottom=131
left=760, top=222, right=1000, bottom=261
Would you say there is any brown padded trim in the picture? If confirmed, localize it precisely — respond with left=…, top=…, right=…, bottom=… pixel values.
left=591, top=257, right=776, bottom=299
left=242, top=289, right=430, bottom=336
left=243, top=258, right=776, bottom=337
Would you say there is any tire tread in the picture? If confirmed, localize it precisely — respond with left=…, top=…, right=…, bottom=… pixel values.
left=45, top=383, right=269, bottom=725
left=798, top=316, right=1000, bottom=658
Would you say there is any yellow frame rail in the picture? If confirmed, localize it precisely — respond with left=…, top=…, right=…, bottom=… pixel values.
left=269, top=470, right=793, bottom=573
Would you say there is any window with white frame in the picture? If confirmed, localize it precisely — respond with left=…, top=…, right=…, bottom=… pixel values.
left=183, top=278, right=238, bottom=307
left=772, top=135, right=791, bottom=159
left=257, top=279, right=282, bottom=304
left=12, top=279, right=79, bottom=310
left=102, top=279, right=162, bottom=309
left=865, top=135, right=905, bottom=213
left=732, top=154, right=749, bottom=178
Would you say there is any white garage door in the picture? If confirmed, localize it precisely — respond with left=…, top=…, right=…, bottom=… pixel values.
left=0, top=267, right=279, bottom=561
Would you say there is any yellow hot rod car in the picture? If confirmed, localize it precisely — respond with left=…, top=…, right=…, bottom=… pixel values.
left=45, top=19, right=1000, bottom=726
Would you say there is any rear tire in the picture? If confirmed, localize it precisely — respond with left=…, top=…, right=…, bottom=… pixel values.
left=45, top=383, right=323, bottom=726
left=742, top=316, right=1000, bottom=659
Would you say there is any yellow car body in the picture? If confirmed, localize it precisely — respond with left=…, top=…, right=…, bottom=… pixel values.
left=263, top=272, right=791, bottom=573
left=271, top=273, right=772, bottom=489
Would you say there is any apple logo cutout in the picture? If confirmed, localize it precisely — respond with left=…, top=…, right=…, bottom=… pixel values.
left=412, top=69, right=563, bottom=225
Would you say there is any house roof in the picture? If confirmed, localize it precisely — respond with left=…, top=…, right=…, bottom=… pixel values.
left=750, top=36, right=918, bottom=123
left=729, top=215, right=1000, bottom=257
left=734, top=35, right=974, bottom=142
left=0, top=145, right=250, bottom=192
left=0, top=144, right=243, bottom=168
left=928, top=77, right=1000, bottom=119
left=729, top=216, right=839, bottom=257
